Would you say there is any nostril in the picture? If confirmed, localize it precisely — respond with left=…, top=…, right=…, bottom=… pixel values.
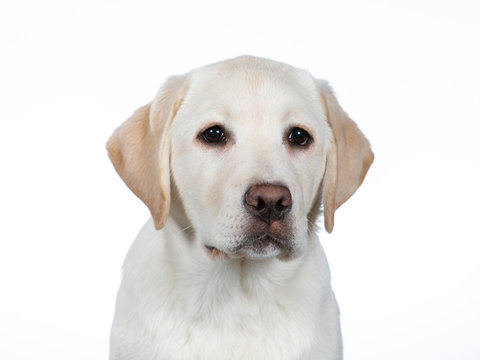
left=257, top=198, right=266, bottom=211
left=275, top=200, right=287, bottom=213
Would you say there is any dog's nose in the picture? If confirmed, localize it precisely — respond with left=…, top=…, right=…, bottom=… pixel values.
left=244, top=184, right=292, bottom=223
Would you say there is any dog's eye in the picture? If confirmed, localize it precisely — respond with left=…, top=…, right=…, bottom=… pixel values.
left=201, top=126, right=226, bottom=144
left=288, top=127, right=311, bottom=146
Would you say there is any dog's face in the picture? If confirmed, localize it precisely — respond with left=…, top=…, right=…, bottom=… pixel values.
left=170, top=61, right=331, bottom=259
left=107, top=56, right=373, bottom=261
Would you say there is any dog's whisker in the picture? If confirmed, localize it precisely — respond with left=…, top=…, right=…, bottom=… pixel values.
left=181, top=225, right=194, bottom=232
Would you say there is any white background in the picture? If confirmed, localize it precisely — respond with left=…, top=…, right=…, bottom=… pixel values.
left=1, top=0, right=479, bottom=359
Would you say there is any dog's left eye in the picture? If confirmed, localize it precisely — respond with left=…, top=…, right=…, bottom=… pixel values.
left=201, top=126, right=227, bottom=144
left=288, top=127, right=311, bottom=146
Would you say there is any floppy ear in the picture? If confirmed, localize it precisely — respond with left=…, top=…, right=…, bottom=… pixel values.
left=106, top=76, right=187, bottom=229
left=318, top=80, right=374, bottom=233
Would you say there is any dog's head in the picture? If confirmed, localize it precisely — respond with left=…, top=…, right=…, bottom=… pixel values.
left=107, top=56, right=373, bottom=260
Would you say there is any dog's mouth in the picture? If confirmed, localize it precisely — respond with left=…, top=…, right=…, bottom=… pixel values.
left=238, top=234, right=286, bottom=253
left=205, top=233, right=290, bottom=260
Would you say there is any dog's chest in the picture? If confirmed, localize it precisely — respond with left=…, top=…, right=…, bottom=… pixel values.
left=151, top=295, right=317, bottom=359
left=112, top=226, right=340, bottom=359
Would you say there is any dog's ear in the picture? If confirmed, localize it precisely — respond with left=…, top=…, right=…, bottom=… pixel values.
left=318, top=80, right=374, bottom=233
left=107, top=76, right=187, bottom=229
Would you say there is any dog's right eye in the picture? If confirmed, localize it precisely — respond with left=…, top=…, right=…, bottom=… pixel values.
left=200, top=126, right=227, bottom=144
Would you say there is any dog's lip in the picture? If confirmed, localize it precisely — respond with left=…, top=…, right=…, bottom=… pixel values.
left=204, top=244, right=221, bottom=252
left=204, top=233, right=289, bottom=259
left=204, top=244, right=229, bottom=259
left=251, top=234, right=283, bottom=247
left=233, top=233, right=287, bottom=252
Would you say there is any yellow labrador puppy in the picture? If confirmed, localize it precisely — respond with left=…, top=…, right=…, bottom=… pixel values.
left=107, top=56, right=373, bottom=360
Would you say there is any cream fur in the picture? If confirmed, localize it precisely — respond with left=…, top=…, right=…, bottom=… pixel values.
left=107, top=56, right=373, bottom=360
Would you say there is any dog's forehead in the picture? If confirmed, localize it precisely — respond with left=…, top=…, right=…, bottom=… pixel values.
left=183, top=56, right=322, bottom=120
left=191, top=56, right=312, bottom=89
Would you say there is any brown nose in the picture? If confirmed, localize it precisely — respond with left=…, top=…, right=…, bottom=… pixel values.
left=244, top=184, right=292, bottom=224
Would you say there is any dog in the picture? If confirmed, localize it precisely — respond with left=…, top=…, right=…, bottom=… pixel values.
left=107, top=56, right=373, bottom=360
